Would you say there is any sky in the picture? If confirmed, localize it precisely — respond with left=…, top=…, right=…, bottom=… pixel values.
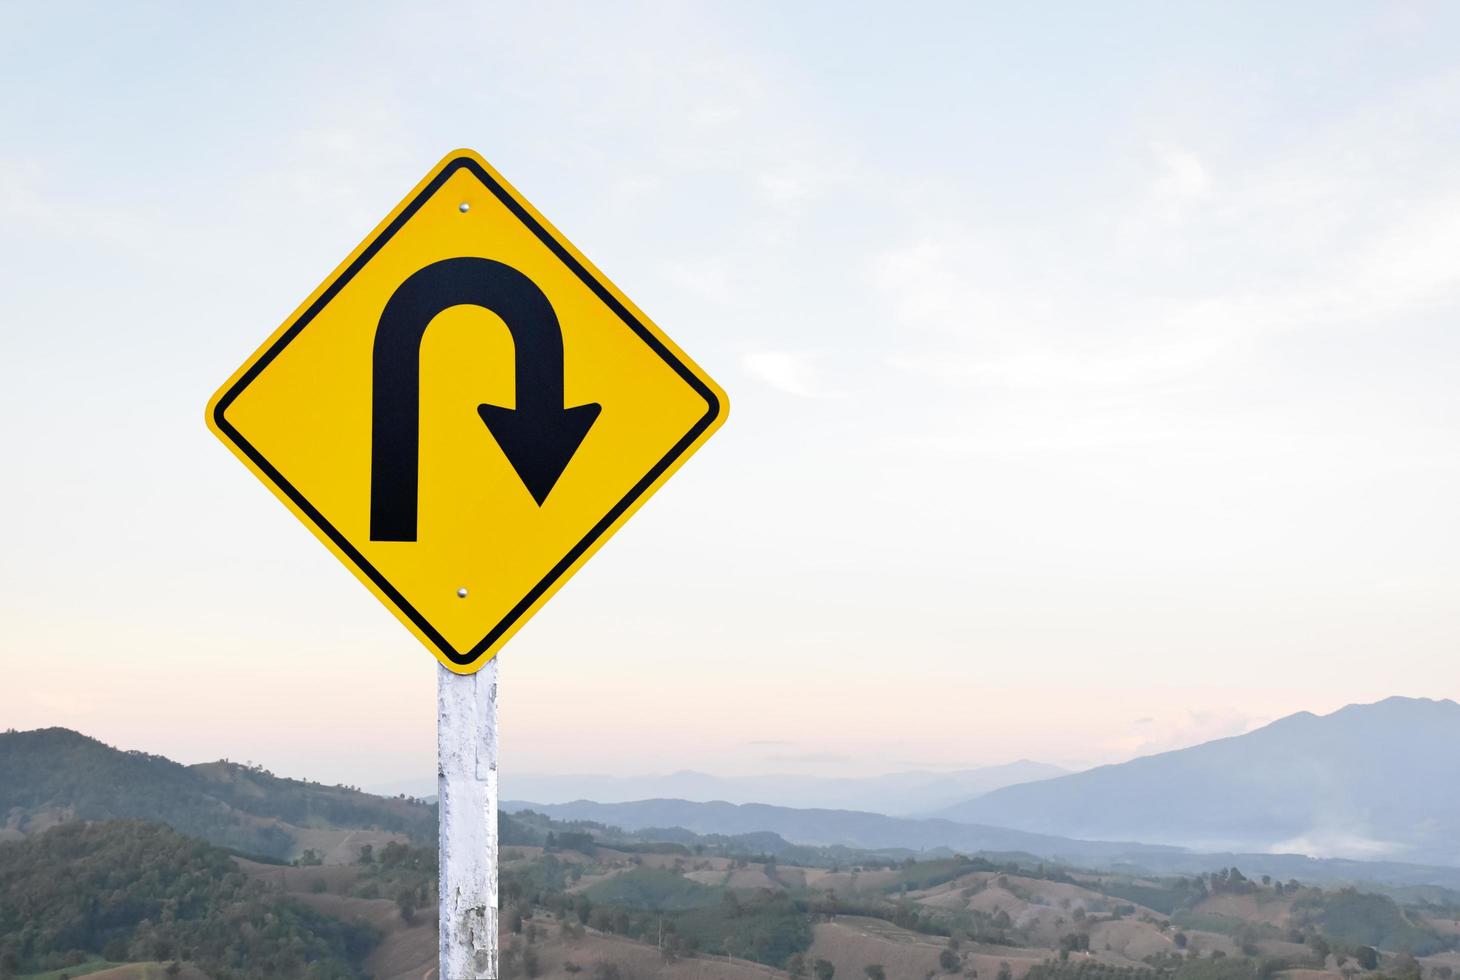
left=2, top=2, right=1459, bottom=790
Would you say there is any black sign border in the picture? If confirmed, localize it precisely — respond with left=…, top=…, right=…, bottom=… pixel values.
left=213, top=155, right=722, bottom=667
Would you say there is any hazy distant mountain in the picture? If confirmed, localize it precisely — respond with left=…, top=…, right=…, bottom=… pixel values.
left=505, top=796, right=1179, bottom=862
left=415, top=760, right=1064, bottom=815
left=936, top=697, right=1460, bottom=866
left=508, top=796, right=1460, bottom=889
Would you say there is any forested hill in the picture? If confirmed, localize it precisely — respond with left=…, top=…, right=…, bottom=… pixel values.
left=0, top=820, right=376, bottom=978
left=0, top=727, right=434, bottom=860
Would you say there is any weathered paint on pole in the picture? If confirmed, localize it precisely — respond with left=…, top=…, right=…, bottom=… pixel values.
left=438, top=660, right=499, bottom=979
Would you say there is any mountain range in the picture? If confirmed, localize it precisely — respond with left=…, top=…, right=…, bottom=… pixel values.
left=936, top=696, right=1460, bottom=867
left=6, top=696, right=1458, bottom=887
left=374, top=759, right=1068, bottom=814
left=504, top=795, right=1183, bottom=861
left=508, top=697, right=1460, bottom=869
left=505, top=796, right=1460, bottom=890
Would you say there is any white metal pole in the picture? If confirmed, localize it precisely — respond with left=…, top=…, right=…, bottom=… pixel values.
left=438, top=659, right=499, bottom=979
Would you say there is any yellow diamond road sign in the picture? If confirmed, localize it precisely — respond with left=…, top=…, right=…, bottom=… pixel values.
left=207, top=150, right=727, bottom=673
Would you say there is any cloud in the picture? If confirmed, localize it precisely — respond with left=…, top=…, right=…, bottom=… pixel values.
left=1150, top=142, right=1213, bottom=215
left=870, top=237, right=1023, bottom=342
left=741, top=350, right=841, bottom=398
left=863, top=74, right=1460, bottom=472
left=1269, top=831, right=1404, bottom=861
left=756, top=169, right=813, bottom=205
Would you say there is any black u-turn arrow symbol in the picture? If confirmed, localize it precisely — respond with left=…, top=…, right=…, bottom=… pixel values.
left=369, top=257, right=601, bottom=543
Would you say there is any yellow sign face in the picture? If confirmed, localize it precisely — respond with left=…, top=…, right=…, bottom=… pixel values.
left=207, top=150, right=727, bottom=673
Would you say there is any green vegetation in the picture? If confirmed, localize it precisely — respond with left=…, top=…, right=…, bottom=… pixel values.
left=1291, top=888, right=1448, bottom=955
left=1027, top=964, right=1164, bottom=980
left=672, top=891, right=812, bottom=966
left=0, top=728, right=433, bottom=860
left=545, top=830, right=596, bottom=853
left=16, top=962, right=124, bottom=980
left=347, top=839, right=437, bottom=923
left=883, top=857, right=996, bottom=892
left=1171, top=960, right=1259, bottom=980
left=0, top=821, right=377, bottom=979
left=1096, top=877, right=1204, bottom=916
left=502, top=845, right=831, bottom=968
left=582, top=868, right=721, bottom=911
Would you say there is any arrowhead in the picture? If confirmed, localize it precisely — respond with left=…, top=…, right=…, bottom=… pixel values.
left=477, top=402, right=601, bottom=504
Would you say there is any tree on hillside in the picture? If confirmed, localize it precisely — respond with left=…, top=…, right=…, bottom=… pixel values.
left=866, top=966, right=886, bottom=980
left=396, top=888, right=417, bottom=925
left=1058, top=933, right=1090, bottom=960
left=815, top=958, right=836, bottom=980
